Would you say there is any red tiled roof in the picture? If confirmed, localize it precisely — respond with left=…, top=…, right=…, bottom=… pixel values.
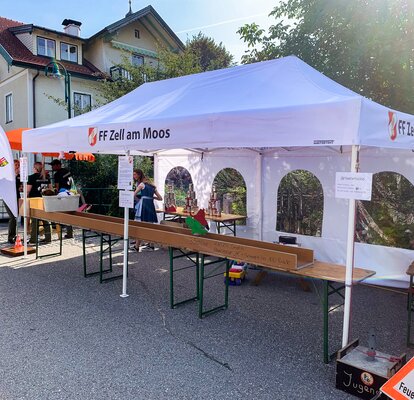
left=0, top=16, right=102, bottom=77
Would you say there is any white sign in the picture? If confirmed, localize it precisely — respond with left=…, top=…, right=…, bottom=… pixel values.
left=117, top=155, right=133, bottom=190
left=335, top=172, right=373, bottom=201
left=381, top=356, right=414, bottom=400
left=20, top=157, right=28, bottom=183
left=119, top=190, right=134, bottom=209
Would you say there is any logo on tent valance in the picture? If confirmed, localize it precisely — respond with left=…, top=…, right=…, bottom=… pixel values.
left=88, top=127, right=171, bottom=146
left=388, top=110, right=414, bottom=141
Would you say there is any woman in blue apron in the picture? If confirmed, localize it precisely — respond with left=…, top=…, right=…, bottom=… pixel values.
left=132, top=169, right=162, bottom=251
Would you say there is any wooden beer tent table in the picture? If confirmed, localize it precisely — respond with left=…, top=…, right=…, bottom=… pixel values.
left=31, top=208, right=374, bottom=363
left=157, top=206, right=247, bottom=235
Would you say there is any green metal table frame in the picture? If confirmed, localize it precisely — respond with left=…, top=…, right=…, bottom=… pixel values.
left=216, top=220, right=237, bottom=236
left=169, top=247, right=230, bottom=318
left=407, top=274, right=414, bottom=347
left=318, top=280, right=345, bottom=364
left=34, top=219, right=63, bottom=259
left=82, top=229, right=126, bottom=283
left=169, top=248, right=200, bottom=308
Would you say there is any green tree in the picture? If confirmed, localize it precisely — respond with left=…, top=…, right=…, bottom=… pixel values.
left=276, top=170, right=323, bottom=236
left=212, top=168, right=247, bottom=221
left=187, top=32, right=234, bottom=71
left=357, top=172, right=414, bottom=249
left=238, top=0, right=414, bottom=113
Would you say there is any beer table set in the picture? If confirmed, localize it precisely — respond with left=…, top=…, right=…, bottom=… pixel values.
left=29, top=208, right=375, bottom=363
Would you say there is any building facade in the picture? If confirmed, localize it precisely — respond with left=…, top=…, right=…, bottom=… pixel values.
left=0, top=5, right=184, bottom=133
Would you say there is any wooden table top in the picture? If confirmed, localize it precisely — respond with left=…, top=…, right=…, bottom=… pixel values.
left=272, top=260, right=375, bottom=283
left=157, top=207, right=247, bottom=223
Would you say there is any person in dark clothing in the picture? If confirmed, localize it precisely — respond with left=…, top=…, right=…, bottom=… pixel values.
left=49, top=159, right=73, bottom=238
left=132, top=169, right=162, bottom=251
left=50, top=159, right=72, bottom=191
left=5, top=159, right=21, bottom=244
left=27, top=162, right=51, bottom=244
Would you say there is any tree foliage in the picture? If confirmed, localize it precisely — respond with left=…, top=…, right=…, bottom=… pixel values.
left=69, top=154, right=153, bottom=216
left=186, top=32, right=234, bottom=71
left=276, top=170, right=323, bottom=236
left=238, top=0, right=414, bottom=113
left=357, top=172, right=414, bottom=249
left=213, top=168, right=246, bottom=219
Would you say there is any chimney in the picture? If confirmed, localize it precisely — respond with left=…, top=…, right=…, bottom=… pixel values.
left=62, top=19, right=82, bottom=37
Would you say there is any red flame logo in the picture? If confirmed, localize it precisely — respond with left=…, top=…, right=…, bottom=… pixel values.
left=388, top=111, right=397, bottom=141
left=88, top=127, right=97, bottom=146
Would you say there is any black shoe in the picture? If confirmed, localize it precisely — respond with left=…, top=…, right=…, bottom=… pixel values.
left=64, top=235, right=73, bottom=239
left=39, top=239, right=51, bottom=244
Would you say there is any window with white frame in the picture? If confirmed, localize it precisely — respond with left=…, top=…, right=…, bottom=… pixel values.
left=132, top=54, right=144, bottom=67
left=61, top=42, right=78, bottom=62
left=37, top=37, right=55, bottom=57
left=73, top=92, right=91, bottom=117
left=5, top=93, right=12, bottom=123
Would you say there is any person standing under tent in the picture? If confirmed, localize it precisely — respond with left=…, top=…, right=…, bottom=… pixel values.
left=132, top=169, right=162, bottom=251
left=27, top=162, right=51, bottom=244
left=49, top=159, right=73, bottom=239
left=4, top=159, right=21, bottom=244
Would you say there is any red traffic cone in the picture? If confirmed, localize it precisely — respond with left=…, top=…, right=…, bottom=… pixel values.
left=14, top=234, right=23, bottom=250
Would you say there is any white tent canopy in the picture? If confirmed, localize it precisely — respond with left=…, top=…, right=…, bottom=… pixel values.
left=23, top=56, right=414, bottom=153
left=22, top=55, right=414, bottom=348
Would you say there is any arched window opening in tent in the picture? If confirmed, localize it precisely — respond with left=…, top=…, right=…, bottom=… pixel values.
left=356, top=172, right=414, bottom=250
left=165, top=166, right=193, bottom=207
left=212, top=168, right=247, bottom=225
left=276, top=170, right=323, bottom=237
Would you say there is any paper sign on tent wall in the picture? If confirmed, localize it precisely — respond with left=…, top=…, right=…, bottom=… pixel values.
left=335, top=172, right=373, bottom=201
left=20, top=157, right=28, bottom=183
left=117, top=155, right=133, bottom=190
left=381, top=357, right=414, bottom=399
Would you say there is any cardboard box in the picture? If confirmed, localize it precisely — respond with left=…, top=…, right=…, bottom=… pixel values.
left=18, top=197, right=44, bottom=217
left=43, top=195, right=80, bottom=212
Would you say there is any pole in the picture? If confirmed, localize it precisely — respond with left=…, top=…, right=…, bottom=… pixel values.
left=23, top=180, right=27, bottom=257
left=66, top=72, right=71, bottom=120
left=258, top=152, right=263, bottom=241
left=342, top=144, right=359, bottom=347
left=120, top=150, right=130, bottom=298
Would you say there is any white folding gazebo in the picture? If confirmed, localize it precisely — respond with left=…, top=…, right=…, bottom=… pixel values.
left=23, top=55, right=414, bottom=347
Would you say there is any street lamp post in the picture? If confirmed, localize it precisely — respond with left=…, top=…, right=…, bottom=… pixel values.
left=45, top=61, right=72, bottom=119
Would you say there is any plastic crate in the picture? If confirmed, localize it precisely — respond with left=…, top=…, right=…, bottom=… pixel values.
left=43, top=195, right=80, bottom=212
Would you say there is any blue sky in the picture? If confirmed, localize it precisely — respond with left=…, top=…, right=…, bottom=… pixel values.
left=1, top=0, right=278, bottom=62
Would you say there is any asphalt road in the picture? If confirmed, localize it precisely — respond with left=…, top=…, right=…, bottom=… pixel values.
left=0, top=224, right=412, bottom=399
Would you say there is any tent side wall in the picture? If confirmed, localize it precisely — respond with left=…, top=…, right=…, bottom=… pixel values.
left=155, top=148, right=414, bottom=288
left=156, top=149, right=260, bottom=239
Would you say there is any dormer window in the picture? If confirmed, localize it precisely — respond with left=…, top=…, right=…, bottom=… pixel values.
left=37, top=37, right=55, bottom=57
left=61, top=42, right=78, bottom=62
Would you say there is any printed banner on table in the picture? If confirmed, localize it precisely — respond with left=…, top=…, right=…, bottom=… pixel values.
left=0, top=126, right=18, bottom=216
